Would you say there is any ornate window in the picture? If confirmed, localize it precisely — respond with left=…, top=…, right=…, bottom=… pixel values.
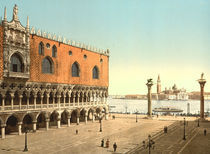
left=52, top=45, right=57, bottom=57
left=10, top=53, right=24, bottom=72
left=39, top=42, right=44, bottom=55
left=42, top=57, right=53, bottom=74
left=92, top=66, right=99, bottom=79
left=72, top=62, right=80, bottom=77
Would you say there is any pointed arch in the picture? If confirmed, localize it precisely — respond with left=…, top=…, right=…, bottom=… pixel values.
left=92, top=65, right=99, bottom=79
left=39, top=41, right=44, bottom=55
left=52, top=45, right=57, bottom=58
left=72, top=61, right=80, bottom=77
left=10, top=53, right=24, bottom=72
left=42, top=57, right=54, bottom=74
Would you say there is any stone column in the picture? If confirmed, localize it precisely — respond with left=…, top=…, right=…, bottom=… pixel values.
left=46, top=93, right=49, bottom=109
left=52, top=93, right=55, bottom=108
left=18, top=122, right=22, bottom=135
left=27, top=92, right=30, bottom=109
left=63, top=95, right=66, bottom=107
left=46, top=119, right=49, bottom=131
left=81, top=93, right=84, bottom=106
left=85, top=113, right=88, bottom=124
left=77, top=113, right=80, bottom=125
left=86, top=93, right=88, bottom=105
left=40, top=94, right=44, bottom=108
left=68, top=92, right=71, bottom=107
left=1, top=124, right=6, bottom=139
left=34, top=94, right=37, bottom=109
left=2, top=96, right=5, bottom=110
left=92, top=111, right=95, bottom=122
left=67, top=115, right=71, bottom=127
left=77, top=93, right=80, bottom=106
left=73, top=93, right=75, bottom=107
left=146, top=79, right=153, bottom=118
left=198, top=74, right=206, bottom=120
left=57, top=118, right=61, bottom=129
left=11, top=93, right=14, bottom=110
left=19, top=95, right=22, bottom=110
left=32, top=121, right=37, bottom=132
left=105, top=111, right=109, bottom=120
left=57, top=95, right=61, bottom=108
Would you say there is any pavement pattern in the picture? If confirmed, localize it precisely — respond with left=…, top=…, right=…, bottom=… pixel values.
left=0, top=114, right=175, bottom=154
left=127, top=118, right=210, bottom=154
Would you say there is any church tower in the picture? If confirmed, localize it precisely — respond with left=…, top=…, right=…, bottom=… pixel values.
left=157, top=75, right=161, bottom=94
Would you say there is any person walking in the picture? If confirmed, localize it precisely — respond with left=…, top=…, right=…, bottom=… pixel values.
left=204, top=129, right=207, bottom=136
left=106, top=139, right=109, bottom=148
left=113, top=142, right=117, bottom=152
left=101, top=139, right=104, bottom=147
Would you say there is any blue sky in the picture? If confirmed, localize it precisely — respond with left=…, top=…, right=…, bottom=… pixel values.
left=1, top=0, right=210, bottom=94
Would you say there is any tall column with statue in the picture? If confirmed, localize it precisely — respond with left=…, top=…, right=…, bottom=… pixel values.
left=198, top=73, right=206, bottom=120
left=146, top=79, right=154, bottom=118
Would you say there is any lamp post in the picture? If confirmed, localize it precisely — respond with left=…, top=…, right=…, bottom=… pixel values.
left=136, top=112, right=138, bottom=123
left=183, top=118, right=186, bottom=140
left=23, top=127, right=29, bottom=152
left=143, top=134, right=155, bottom=154
left=98, top=114, right=103, bottom=132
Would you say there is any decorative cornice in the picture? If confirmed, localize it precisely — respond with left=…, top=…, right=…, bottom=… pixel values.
left=30, top=27, right=110, bottom=56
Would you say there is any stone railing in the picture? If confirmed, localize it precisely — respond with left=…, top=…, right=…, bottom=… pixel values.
left=0, top=102, right=106, bottom=112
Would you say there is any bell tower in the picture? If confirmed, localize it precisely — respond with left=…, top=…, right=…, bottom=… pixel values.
left=157, top=75, right=161, bottom=94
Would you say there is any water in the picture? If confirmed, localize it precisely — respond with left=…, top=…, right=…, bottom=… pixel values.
left=107, top=98, right=210, bottom=114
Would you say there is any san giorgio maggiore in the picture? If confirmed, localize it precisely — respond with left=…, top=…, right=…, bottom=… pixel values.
left=111, top=75, right=189, bottom=101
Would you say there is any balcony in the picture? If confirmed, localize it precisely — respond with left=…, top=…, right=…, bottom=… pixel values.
left=0, top=102, right=106, bottom=112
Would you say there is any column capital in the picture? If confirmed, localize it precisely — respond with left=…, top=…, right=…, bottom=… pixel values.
left=1, top=124, right=6, bottom=128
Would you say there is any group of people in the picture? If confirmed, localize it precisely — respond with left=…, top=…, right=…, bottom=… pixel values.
left=101, top=139, right=117, bottom=152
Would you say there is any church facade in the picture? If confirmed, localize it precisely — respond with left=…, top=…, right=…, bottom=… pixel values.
left=0, top=5, right=109, bottom=139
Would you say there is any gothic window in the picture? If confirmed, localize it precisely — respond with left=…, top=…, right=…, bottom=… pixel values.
left=72, top=62, right=80, bottom=77
left=92, top=66, right=99, bottom=79
left=39, top=42, right=44, bottom=55
left=52, top=45, right=57, bottom=57
left=10, top=53, right=24, bottom=72
left=42, top=57, right=53, bottom=74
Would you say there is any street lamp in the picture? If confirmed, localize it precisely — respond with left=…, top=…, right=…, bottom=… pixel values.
left=23, top=127, right=29, bottom=152
left=183, top=118, right=186, bottom=140
left=136, top=111, right=138, bottom=123
left=143, top=134, right=155, bottom=154
left=98, top=114, right=103, bottom=132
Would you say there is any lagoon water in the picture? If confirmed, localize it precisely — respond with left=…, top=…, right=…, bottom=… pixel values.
left=107, top=98, right=210, bottom=114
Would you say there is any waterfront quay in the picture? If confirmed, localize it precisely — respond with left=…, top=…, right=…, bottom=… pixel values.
left=0, top=114, right=175, bottom=154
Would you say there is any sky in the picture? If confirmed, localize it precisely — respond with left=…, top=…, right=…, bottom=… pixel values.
left=0, top=0, right=210, bottom=95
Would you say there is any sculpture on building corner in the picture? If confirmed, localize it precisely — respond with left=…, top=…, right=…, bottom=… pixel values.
left=13, top=4, right=18, bottom=21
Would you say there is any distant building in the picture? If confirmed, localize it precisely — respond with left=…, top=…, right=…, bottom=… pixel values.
left=156, top=76, right=188, bottom=100
left=125, top=94, right=146, bottom=100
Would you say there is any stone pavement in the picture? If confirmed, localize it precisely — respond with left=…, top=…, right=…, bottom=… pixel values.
left=0, top=114, right=175, bottom=154
left=129, top=118, right=210, bottom=154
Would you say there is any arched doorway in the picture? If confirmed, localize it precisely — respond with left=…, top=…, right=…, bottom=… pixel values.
left=79, top=109, right=86, bottom=122
left=61, top=111, right=68, bottom=125
left=6, top=115, right=18, bottom=134
left=37, top=112, right=46, bottom=129
left=50, top=111, right=58, bottom=127
left=23, top=114, right=33, bottom=130
left=70, top=110, right=77, bottom=123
